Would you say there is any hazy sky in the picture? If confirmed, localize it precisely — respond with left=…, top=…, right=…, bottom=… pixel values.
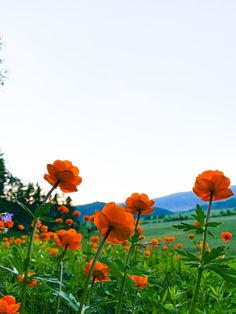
left=1, top=1, right=236, bottom=205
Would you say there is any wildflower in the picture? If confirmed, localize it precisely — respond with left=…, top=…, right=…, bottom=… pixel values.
left=144, top=251, right=150, bottom=257
left=55, top=228, right=82, bottom=250
left=126, top=193, right=155, bottom=215
left=65, top=218, right=73, bottom=226
left=193, top=170, right=233, bottom=201
left=164, top=236, right=176, bottom=243
left=58, top=205, right=69, bottom=214
left=176, top=243, right=183, bottom=249
left=18, top=225, right=25, bottom=231
left=40, top=225, right=48, bottom=233
left=163, top=245, right=169, bottom=251
left=1, top=213, right=13, bottom=222
left=221, top=231, right=233, bottom=242
left=151, top=238, right=158, bottom=245
left=83, top=215, right=94, bottom=222
left=137, top=225, right=143, bottom=235
left=188, top=234, right=195, bottom=240
left=17, top=273, right=38, bottom=286
left=129, top=275, right=149, bottom=289
left=49, top=248, right=59, bottom=256
left=90, top=236, right=100, bottom=243
left=198, top=241, right=210, bottom=251
left=0, top=295, right=20, bottom=314
left=44, top=160, right=82, bottom=192
left=84, top=260, right=110, bottom=282
left=56, top=218, right=63, bottom=224
left=194, top=221, right=200, bottom=227
left=73, top=210, right=81, bottom=217
left=94, top=202, right=135, bottom=244
left=5, top=221, right=14, bottom=229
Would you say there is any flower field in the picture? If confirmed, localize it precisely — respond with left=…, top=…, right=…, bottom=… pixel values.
left=0, top=161, right=236, bottom=313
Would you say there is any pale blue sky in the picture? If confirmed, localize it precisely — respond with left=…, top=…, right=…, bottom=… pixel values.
left=1, top=1, right=236, bottom=204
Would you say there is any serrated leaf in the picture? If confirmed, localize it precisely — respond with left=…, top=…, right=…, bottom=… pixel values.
left=203, top=246, right=226, bottom=264
left=173, top=223, right=203, bottom=234
left=16, top=200, right=35, bottom=218
left=177, top=250, right=200, bottom=262
left=192, top=204, right=205, bottom=226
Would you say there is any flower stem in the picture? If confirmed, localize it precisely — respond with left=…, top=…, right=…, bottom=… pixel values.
left=77, top=228, right=111, bottom=314
left=116, top=243, right=134, bottom=314
left=189, top=193, right=213, bottom=313
left=20, top=182, right=58, bottom=313
left=135, top=209, right=141, bottom=230
left=55, top=260, right=64, bottom=314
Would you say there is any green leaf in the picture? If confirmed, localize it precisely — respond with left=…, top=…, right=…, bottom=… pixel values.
left=177, top=250, right=200, bottom=263
left=0, top=265, right=19, bottom=275
left=16, top=200, right=35, bottom=218
left=40, top=216, right=55, bottom=222
left=52, top=290, right=79, bottom=310
left=192, top=204, right=205, bottom=226
left=203, top=246, right=226, bottom=264
left=206, top=222, right=222, bottom=228
left=173, top=223, right=203, bottom=234
left=34, top=204, right=51, bottom=218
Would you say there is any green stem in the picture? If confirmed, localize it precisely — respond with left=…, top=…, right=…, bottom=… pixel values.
left=134, top=209, right=141, bottom=230
left=20, top=182, right=58, bottom=313
left=116, top=242, right=134, bottom=314
left=189, top=193, right=213, bottom=313
left=78, top=228, right=111, bottom=314
left=55, top=260, right=64, bottom=314
left=87, top=276, right=96, bottom=306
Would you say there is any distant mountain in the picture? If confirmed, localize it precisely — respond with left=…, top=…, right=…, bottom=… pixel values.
left=154, top=185, right=236, bottom=212
left=76, top=202, right=172, bottom=218
left=76, top=202, right=106, bottom=218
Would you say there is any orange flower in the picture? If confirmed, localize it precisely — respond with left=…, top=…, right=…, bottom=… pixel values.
left=94, top=202, right=135, bottom=244
left=137, top=225, right=143, bottom=235
left=65, top=218, right=73, bottom=226
left=55, top=228, right=82, bottom=250
left=17, top=273, right=38, bottom=287
left=163, top=245, right=169, bottom=251
left=5, top=221, right=14, bottom=229
left=58, top=205, right=69, bottom=214
left=176, top=243, right=183, bottom=249
left=188, top=234, right=195, bottom=240
left=151, top=238, right=158, bottom=245
left=0, top=295, right=20, bottom=314
left=90, top=236, right=100, bottom=243
left=221, top=231, right=233, bottom=242
left=126, top=193, right=155, bottom=215
left=83, top=215, right=94, bottom=222
left=84, top=260, right=110, bottom=282
left=194, top=221, right=200, bottom=227
left=18, top=224, right=25, bottom=231
left=40, top=225, right=48, bottom=233
left=56, top=218, right=63, bottom=224
left=44, top=160, right=82, bottom=193
left=198, top=240, right=210, bottom=251
left=144, top=251, right=150, bottom=257
left=164, top=236, right=176, bottom=243
left=49, top=248, right=59, bottom=256
left=129, top=275, right=149, bottom=289
left=193, top=170, right=233, bottom=201
left=73, top=210, right=81, bottom=217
